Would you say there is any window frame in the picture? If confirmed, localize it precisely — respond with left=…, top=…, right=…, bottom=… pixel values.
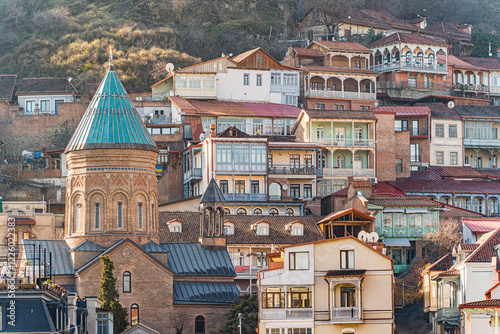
left=256, top=74, right=262, bottom=86
left=219, top=180, right=229, bottom=194
left=289, top=252, right=309, bottom=270
left=262, top=287, right=284, bottom=308
left=243, top=73, right=250, bottom=86
left=123, top=271, right=131, bottom=293
left=95, top=202, right=100, bottom=229
left=117, top=201, right=123, bottom=227
left=340, top=249, right=355, bottom=269
left=435, top=124, right=445, bottom=137
left=130, top=304, right=139, bottom=325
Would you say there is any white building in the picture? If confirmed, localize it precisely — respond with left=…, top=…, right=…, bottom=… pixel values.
left=429, top=103, right=464, bottom=167
left=16, top=78, right=77, bottom=115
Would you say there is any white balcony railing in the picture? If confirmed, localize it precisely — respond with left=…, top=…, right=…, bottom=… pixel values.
left=224, top=193, right=267, bottom=201
left=309, top=89, right=376, bottom=100
left=371, top=60, right=447, bottom=74
left=313, top=138, right=375, bottom=148
left=323, top=168, right=375, bottom=177
left=261, top=308, right=313, bottom=321
left=331, top=307, right=361, bottom=322
left=464, top=138, right=500, bottom=147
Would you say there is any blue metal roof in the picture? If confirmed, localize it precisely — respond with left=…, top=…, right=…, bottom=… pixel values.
left=1, top=299, right=56, bottom=332
left=160, top=242, right=236, bottom=277
left=65, top=58, right=157, bottom=153
left=173, top=281, right=239, bottom=305
left=141, top=240, right=169, bottom=253
left=71, top=239, right=108, bottom=252
left=23, top=240, right=74, bottom=275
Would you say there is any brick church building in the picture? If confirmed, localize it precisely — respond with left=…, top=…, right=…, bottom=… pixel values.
left=22, top=54, right=238, bottom=334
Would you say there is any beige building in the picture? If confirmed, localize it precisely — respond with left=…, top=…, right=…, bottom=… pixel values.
left=258, top=236, right=394, bottom=334
left=428, top=104, right=464, bottom=167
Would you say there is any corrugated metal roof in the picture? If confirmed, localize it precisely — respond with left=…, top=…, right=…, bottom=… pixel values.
left=71, top=240, right=108, bottom=252
left=173, top=281, right=239, bottom=305
left=141, top=240, right=168, bottom=253
left=23, top=240, right=74, bottom=275
left=383, top=238, right=411, bottom=247
left=1, top=298, right=56, bottom=332
left=325, top=269, right=366, bottom=277
left=160, top=242, right=236, bottom=277
left=65, top=60, right=158, bottom=153
left=462, top=218, right=500, bottom=233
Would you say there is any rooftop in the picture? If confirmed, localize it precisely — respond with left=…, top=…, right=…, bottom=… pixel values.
left=462, top=218, right=500, bottom=233
left=427, top=253, right=454, bottom=271
left=312, top=40, right=372, bottom=53
left=16, top=77, right=77, bottom=95
left=373, top=106, right=430, bottom=117
left=368, top=197, right=440, bottom=207
left=389, top=179, right=500, bottom=194
left=293, top=47, right=324, bottom=57
left=303, top=109, right=376, bottom=120
left=460, top=299, right=500, bottom=308
left=367, top=32, right=449, bottom=49
left=459, top=57, right=500, bottom=70
left=444, top=55, right=486, bottom=71
left=465, top=228, right=500, bottom=263
left=0, top=74, right=16, bottom=101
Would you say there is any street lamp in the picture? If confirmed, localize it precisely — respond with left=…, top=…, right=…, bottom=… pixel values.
left=238, top=313, right=242, bottom=334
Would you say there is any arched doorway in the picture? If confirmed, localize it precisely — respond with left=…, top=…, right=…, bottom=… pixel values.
left=269, top=182, right=282, bottom=201
left=195, top=315, right=205, bottom=334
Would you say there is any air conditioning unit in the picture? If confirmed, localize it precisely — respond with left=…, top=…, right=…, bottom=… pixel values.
left=169, top=90, right=174, bottom=96
left=369, top=177, right=377, bottom=184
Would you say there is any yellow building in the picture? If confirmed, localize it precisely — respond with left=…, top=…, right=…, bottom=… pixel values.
left=258, top=236, right=394, bottom=333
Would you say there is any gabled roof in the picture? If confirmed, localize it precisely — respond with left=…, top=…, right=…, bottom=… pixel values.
left=159, top=212, right=323, bottom=245
left=367, top=32, right=449, bottom=48
left=460, top=299, right=500, bottom=308
left=427, top=253, right=454, bottom=271
left=231, top=47, right=298, bottom=71
left=75, top=238, right=173, bottom=275
left=141, top=240, right=168, bottom=253
left=373, top=106, right=430, bottom=117
left=368, top=197, right=441, bottom=207
left=293, top=47, right=324, bottom=57
left=23, top=240, right=74, bottom=275
left=460, top=57, right=500, bottom=71
left=0, top=74, right=16, bottom=101
left=317, top=208, right=374, bottom=225
left=173, top=281, right=239, bottom=305
left=451, top=105, right=500, bottom=119
left=160, top=242, right=236, bottom=277
left=201, top=178, right=226, bottom=203
left=409, top=166, right=485, bottom=181
left=1, top=298, right=57, bottom=332
left=426, top=22, right=471, bottom=38
left=65, top=58, right=158, bottom=153
left=121, top=323, right=160, bottom=334
left=462, top=218, right=500, bottom=233
left=312, top=40, right=371, bottom=53
left=424, top=102, right=461, bottom=119
left=389, top=179, right=500, bottom=194
left=16, top=77, right=77, bottom=95
left=71, top=239, right=108, bottom=252
left=445, top=55, right=486, bottom=71
left=217, top=126, right=252, bottom=138
left=231, top=47, right=261, bottom=63
left=465, top=228, right=500, bottom=262
left=360, top=9, right=419, bottom=31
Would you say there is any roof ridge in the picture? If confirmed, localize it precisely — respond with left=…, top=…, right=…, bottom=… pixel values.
left=465, top=228, right=500, bottom=263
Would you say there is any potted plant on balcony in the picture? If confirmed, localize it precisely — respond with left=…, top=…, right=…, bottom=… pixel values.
left=18, top=280, right=36, bottom=289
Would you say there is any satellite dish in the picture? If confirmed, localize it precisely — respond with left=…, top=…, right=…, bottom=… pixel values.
left=358, top=230, right=367, bottom=242
left=199, top=133, right=205, bottom=141
left=447, top=101, right=455, bottom=109
left=369, top=231, right=379, bottom=243
left=165, top=63, right=175, bottom=73
left=282, top=184, right=288, bottom=190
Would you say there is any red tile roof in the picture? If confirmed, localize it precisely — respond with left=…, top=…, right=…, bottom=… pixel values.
left=389, top=179, right=500, bottom=194
left=409, top=166, right=485, bottom=181
left=459, top=243, right=480, bottom=251
left=460, top=299, right=500, bottom=308
left=231, top=47, right=261, bottom=63
left=367, top=32, right=449, bottom=48
left=445, top=55, right=486, bottom=71
left=460, top=57, right=500, bottom=70
left=465, top=229, right=500, bottom=263
left=368, top=197, right=440, bottom=207
left=360, top=9, right=419, bottom=31
left=462, top=218, right=500, bottom=233
left=14, top=217, right=36, bottom=225
left=485, top=282, right=500, bottom=299
left=294, top=48, right=324, bottom=57
left=373, top=106, right=430, bottom=116
left=169, top=96, right=195, bottom=111
left=313, top=41, right=371, bottom=53
left=329, top=181, right=406, bottom=198
left=427, top=253, right=454, bottom=271
left=303, top=65, right=377, bottom=76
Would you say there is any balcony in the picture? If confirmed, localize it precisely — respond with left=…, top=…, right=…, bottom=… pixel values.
left=323, top=168, right=375, bottom=177
left=436, top=307, right=460, bottom=322
left=453, top=83, right=488, bottom=92
left=183, top=168, right=202, bottom=181
left=223, top=193, right=267, bottom=202
left=234, top=265, right=265, bottom=278
left=271, top=84, right=300, bottom=95
left=260, top=308, right=313, bottom=321
left=268, top=165, right=317, bottom=176
left=395, top=127, right=428, bottom=137
left=216, top=163, right=267, bottom=173
left=371, top=61, right=447, bottom=74
left=491, top=86, right=500, bottom=95
left=375, top=226, right=439, bottom=238
left=377, top=81, right=451, bottom=92
left=394, top=264, right=410, bottom=274
left=308, top=89, right=376, bottom=100
left=464, top=138, right=500, bottom=148
left=331, top=307, right=361, bottom=323
left=313, top=138, right=375, bottom=148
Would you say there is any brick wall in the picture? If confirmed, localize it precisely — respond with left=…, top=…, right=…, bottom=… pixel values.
left=157, top=165, right=184, bottom=204
left=374, top=113, right=396, bottom=181
left=303, top=98, right=377, bottom=111
left=395, top=131, right=411, bottom=178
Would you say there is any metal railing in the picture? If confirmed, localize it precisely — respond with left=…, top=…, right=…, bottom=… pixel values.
left=453, top=84, right=488, bottom=92
left=371, top=61, right=447, bottom=74
left=377, top=81, right=452, bottom=92
left=331, top=307, right=360, bottom=321
left=313, top=138, right=375, bottom=148
left=393, top=264, right=410, bottom=274
left=183, top=168, right=202, bottom=180
left=260, top=308, right=313, bottom=320
left=464, top=138, right=500, bottom=147
left=323, top=168, right=375, bottom=177
left=436, top=307, right=460, bottom=320
left=375, top=226, right=438, bottom=238
left=268, top=165, right=317, bottom=175
left=224, top=193, right=267, bottom=201
left=308, top=89, right=376, bottom=100
left=395, top=127, right=429, bottom=136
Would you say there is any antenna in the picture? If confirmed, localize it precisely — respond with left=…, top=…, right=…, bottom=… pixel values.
left=166, top=63, right=175, bottom=73
left=447, top=101, right=455, bottom=109
left=357, top=230, right=368, bottom=243
left=199, top=133, right=205, bottom=141
left=369, top=231, right=379, bottom=243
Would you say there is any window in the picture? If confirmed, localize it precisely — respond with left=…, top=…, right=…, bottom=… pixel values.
left=25, top=100, right=36, bottom=114
left=315, top=103, right=325, bottom=110
left=303, top=184, right=312, bottom=199
left=176, top=76, right=187, bottom=89
left=224, top=223, right=234, bottom=235
left=138, top=202, right=143, bottom=228
left=251, top=180, right=259, bottom=194
left=316, top=125, right=325, bottom=139
left=291, top=224, right=303, bottom=236
left=95, top=203, right=100, bottom=229
left=304, top=155, right=313, bottom=167
left=449, top=124, right=457, bottom=138
left=235, top=180, right=245, bottom=193
left=395, top=119, right=409, bottom=131
left=40, top=100, right=50, bottom=113
left=76, top=203, right=81, bottom=230
left=288, top=287, right=312, bottom=308
left=450, top=152, right=458, bottom=165
left=395, top=159, right=403, bottom=173
left=257, top=224, right=269, bottom=235
left=256, top=74, right=262, bottom=86
left=337, top=154, right=345, bottom=168
left=355, top=127, right=363, bottom=140
left=224, top=208, right=231, bottom=215
left=243, top=73, right=250, bottom=86
left=189, top=76, right=201, bottom=89
left=268, top=154, right=273, bottom=168
left=334, top=104, right=344, bottom=110
left=408, top=75, right=417, bottom=88
left=123, top=272, right=131, bottom=293
left=270, top=208, right=279, bottom=216
left=290, top=184, right=300, bottom=198
left=353, top=60, right=361, bottom=69
left=341, top=250, right=354, bottom=269
left=435, top=124, right=444, bottom=137
left=262, top=288, right=284, bottom=308
left=117, top=202, right=123, bottom=227
left=283, top=73, right=298, bottom=86
left=341, top=287, right=356, bottom=307
left=169, top=224, right=181, bottom=232
left=254, top=208, right=262, bottom=215
left=237, top=208, right=247, bottom=215
left=289, top=252, right=309, bottom=270
left=220, top=180, right=228, bottom=194
left=257, top=251, right=267, bottom=267
left=151, top=204, right=155, bottom=230
left=428, top=53, right=435, bottom=65
left=410, top=144, right=420, bottom=162
left=96, top=313, right=109, bottom=334
left=436, top=151, right=444, bottom=164
left=131, top=304, right=139, bottom=326
left=195, top=316, right=205, bottom=334
left=256, top=54, right=263, bottom=62
left=290, top=154, right=300, bottom=168
left=271, top=72, right=281, bottom=85
left=409, top=214, right=422, bottom=228
left=286, top=208, right=294, bottom=216
left=282, top=95, right=298, bottom=106
left=203, top=77, right=215, bottom=90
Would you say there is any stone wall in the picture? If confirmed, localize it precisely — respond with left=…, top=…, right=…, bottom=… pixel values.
left=157, top=164, right=184, bottom=204
left=374, top=112, right=396, bottom=182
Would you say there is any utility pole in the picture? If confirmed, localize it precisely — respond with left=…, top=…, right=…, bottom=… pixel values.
left=238, top=312, right=242, bottom=334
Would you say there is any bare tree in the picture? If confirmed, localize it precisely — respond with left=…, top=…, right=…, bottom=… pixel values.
left=168, top=310, right=189, bottom=334
left=308, top=0, right=363, bottom=40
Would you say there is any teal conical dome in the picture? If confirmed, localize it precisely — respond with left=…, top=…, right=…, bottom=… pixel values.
left=65, top=57, right=157, bottom=153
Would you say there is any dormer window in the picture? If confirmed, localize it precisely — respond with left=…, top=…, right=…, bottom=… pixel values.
left=224, top=222, right=235, bottom=235
left=252, top=221, right=270, bottom=235
left=287, top=221, right=304, bottom=236
left=167, top=219, right=183, bottom=232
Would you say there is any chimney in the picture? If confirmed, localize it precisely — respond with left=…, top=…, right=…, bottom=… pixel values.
left=67, top=293, right=78, bottom=330
left=210, top=124, right=216, bottom=137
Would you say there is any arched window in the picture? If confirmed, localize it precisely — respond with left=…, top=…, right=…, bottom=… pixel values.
left=236, top=208, right=247, bottom=215
left=354, top=127, right=363, bottom=140
left=76, top=203, right=81, bottom=230
left=94, top=202, right=100, bottom=229
left=262, top=288, right=285, bottom=308
left=195, top=315, right=205, bottom=334
left=224, top=208, right=231, bottom=215
left=337, top=154, right=345, bottom=168
left=405, top=51, right=412, bottom=64
left=394, top=51, right=400, bottom=61
left=138, top=202, right=143, bottom=229
left=286, top=208, right=294, bottom=216
left=123, top=272, right=131, bottom=293
left=428, top=53, right=435, bottom=65
left=254, top=208, right=262, bottom=215
left=287, top=287, right=312, bottom=308
left=130, top=304, right=139, bottom=325
left=316, top=125, right=324, bottom=140
left=269, top=208, right=279, bottom=216
left=269, top=183, right=282, bottom=201
left=416, top=52, right=423, bottom=64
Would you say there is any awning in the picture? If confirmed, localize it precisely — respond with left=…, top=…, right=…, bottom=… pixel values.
left=14, top=217, right=36, bottom=225
left=405, top=208, right=428, bottom=213
left=384, top=238, right=411, bottom=247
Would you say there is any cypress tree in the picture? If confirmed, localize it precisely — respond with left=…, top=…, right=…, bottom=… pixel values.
left=99, top=255, right=129, bottom=334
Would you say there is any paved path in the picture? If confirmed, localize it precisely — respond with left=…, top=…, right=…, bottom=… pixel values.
left=395, top=303, right=432, bottom=334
